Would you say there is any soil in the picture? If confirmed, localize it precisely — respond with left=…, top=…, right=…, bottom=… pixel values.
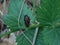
left=0, top=42, right=8, bottom=45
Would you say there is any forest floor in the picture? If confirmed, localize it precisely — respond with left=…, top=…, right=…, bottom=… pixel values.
left=0, top=42, right=8, bottom=45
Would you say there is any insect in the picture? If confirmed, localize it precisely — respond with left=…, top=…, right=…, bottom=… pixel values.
left=24, top=15, right=30, bottom=27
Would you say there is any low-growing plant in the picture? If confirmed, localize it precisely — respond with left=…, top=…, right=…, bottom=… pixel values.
left=0, top=0, right=60, bottom=45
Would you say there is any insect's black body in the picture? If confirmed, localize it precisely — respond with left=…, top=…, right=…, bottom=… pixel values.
left=24, top=15, right=30, bottom=27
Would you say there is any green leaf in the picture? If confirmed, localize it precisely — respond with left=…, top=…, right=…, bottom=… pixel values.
left=2, top=0, right=35, bottom=31
left=35, top=0, right=60, bottom=45
left=16, top=29, right=46, bottom=45
left=16, top=29, right=35, bottom=45
left=2, top=0, right=60, bottom=45
left=42, top=26, right=60, bottom=45
left=35, top=0, right=60, bottom=26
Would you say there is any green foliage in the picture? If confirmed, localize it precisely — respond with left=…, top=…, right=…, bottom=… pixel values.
left=2, top=0, right=60, bottom=45
left=42, top=26, right=60, bottom=45
left=36, top=0, right=60, bottom=26
left=2, top=0, right=35, bottom=31
left=35, top=0, right=60, bottom=45
left=16, top=29, right=35, bottom=45
left=16, top=29, right=46, bottom=45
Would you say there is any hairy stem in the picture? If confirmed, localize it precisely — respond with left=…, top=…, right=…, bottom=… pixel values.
left=0, top=23, right=41, bottom=37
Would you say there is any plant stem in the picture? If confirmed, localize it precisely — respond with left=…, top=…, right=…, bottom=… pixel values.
left=18, top=0, right=25, bottom=28
left=0, top=23, right=41, bottom=37
left=21, top=31, right=32, bottom=44
left=32, top=27, right=39, bottom=45
left=32, top=22, right=39, bottom=45
left=0, top=31, right=11, bottom=38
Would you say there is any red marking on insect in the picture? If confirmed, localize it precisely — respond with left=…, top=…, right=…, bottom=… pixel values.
left=24, top=15, right=30, bottom=27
